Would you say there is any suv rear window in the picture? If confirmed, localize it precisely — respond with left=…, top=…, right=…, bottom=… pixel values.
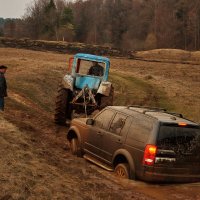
left=157, top=124, right=200, bottom=161
left=126, top=116, right=153, bottom=144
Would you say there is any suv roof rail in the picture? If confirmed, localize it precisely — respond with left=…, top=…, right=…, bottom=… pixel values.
left=127, top=105, right=166, bottom=112
left=143, top=110, right=184, bottom=119
left=164, top=112, right=183, bottom=118
left=127, top=105, right=184, bottom=119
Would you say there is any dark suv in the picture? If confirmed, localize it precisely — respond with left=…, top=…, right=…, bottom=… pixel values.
left=66, top=106, right=200, bottom=182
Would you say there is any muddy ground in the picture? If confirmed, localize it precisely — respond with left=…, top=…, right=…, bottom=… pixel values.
left=0, top=48, right=200, bottom=200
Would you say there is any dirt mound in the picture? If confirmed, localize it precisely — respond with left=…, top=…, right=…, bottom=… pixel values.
left=0, top=37, right=132, bottom=57
left=191, top=51, right=200, bottom=62
left=135, top=49, right=200, bottom=64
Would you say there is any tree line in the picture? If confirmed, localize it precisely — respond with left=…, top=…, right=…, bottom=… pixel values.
left=1, top=0, right=200, bottom=51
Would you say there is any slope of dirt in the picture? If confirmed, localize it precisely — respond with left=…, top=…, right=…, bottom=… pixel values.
left=0, top=96, right=153, bottom=200
left=0, top=118, right=152, bottom=199
left=0, top=47, right=200, bottom=199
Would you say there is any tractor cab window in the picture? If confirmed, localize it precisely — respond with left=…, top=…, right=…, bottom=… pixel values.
left=76, top=59, right=105, bottom=77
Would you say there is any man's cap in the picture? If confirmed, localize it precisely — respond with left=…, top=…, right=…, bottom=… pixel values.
left=0, top=65, right=7, bottom=69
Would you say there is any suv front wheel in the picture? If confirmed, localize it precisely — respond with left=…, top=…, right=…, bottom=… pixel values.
left=114, top=163, right=130, bottom=179
left=69, top=138, right=82, bottom=157
left=70, top=138, right=79, bottom=154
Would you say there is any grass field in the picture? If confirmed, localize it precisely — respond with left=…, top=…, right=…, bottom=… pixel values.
left=110, top=55, right=200, bottom=122
left=110, top=72, right=173, bottom=110
left=0, top=47, right=200, bottom=199
left=2, top=47, right=199, bottom=121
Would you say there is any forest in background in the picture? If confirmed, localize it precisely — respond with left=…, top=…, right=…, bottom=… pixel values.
left=1, top=0, right=200, bottom=51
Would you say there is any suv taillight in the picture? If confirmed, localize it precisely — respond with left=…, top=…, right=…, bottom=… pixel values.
left=143, top=144, right=157, bottom=166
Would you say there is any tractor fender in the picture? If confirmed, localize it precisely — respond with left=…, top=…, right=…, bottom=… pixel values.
left=62, top=74, right=74, bottom=91
left=97, top=81, right=112, bottom=96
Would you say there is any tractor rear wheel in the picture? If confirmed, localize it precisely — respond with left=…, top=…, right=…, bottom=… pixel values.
left=54, top=85, right=72, bottom=125
left=99, top=85, right=114, bottom=109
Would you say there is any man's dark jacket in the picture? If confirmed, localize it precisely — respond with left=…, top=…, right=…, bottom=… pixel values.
left=0, top=72, right=7, bottom=97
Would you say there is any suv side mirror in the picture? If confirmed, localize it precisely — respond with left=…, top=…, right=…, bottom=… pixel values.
left=86, top=118, right=94, bottom=125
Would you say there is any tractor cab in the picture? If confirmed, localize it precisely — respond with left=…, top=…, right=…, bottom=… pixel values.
left=55, top=53, right=114, bottom=124
left=68, top=53, right=110, bottom=90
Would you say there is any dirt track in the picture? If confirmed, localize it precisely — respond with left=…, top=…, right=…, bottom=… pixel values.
left=0, top=47, right=200, bottom=199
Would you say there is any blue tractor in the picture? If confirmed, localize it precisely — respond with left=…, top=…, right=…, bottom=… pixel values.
left=54, top=53, right=114, bottom=124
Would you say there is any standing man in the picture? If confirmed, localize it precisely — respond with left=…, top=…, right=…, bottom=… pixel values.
left=0, top=65, right=7, bottom=111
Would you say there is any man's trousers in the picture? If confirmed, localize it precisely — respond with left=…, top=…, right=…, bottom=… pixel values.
left=0, top=97, right=4, bottom=111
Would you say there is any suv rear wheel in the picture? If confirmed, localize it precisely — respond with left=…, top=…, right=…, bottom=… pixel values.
left=114, top=163, right=130, bottom=179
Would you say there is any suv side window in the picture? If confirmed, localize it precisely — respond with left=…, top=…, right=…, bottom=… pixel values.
left=127, top=116, right=153, bottom=144
left=94, top=109, right=115, bottom=130
left=109, top=113, right=127, bottom=135
left=120, top=116, right=133, bottom=136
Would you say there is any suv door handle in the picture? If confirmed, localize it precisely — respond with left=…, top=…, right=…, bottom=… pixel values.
left=116, top=139, right=122, bottom=144
left=97, top=132, right=103, bottom=136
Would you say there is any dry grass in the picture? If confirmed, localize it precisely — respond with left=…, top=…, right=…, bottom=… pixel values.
left=135, top=48, right=200, bottom=65
left=136, top=49, right=190, bottom=60
left=0, top=47, right=200, bottom=199
left=110, top=56, right=200, bottom=122
left=109, top=72, right=173, bottom=110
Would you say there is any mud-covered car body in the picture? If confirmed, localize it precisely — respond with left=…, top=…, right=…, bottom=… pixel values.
left=67, top=106, right=200, bottom=182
